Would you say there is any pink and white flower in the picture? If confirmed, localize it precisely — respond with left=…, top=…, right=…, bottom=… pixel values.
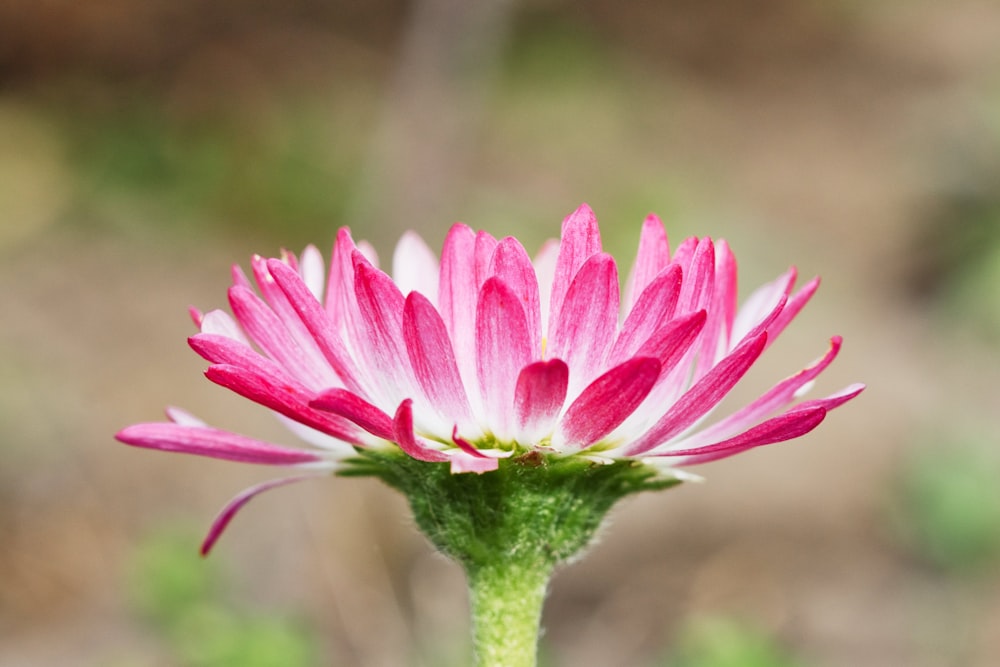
left=117, top=204, right=863, bottom=553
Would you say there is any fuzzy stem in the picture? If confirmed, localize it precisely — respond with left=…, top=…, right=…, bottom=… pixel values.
left=468, top=560, right=551, bottom=667
left=341, top=451, right=683, bottom=665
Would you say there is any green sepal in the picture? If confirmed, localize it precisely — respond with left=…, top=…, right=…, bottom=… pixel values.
left=339, top=448, right=681, bottom=571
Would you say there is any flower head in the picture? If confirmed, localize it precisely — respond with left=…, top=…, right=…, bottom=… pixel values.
left=117, top=204, right=863, bottom=554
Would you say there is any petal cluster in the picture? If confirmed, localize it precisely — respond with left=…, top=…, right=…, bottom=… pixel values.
left=117, top=204, right=862, bottom=552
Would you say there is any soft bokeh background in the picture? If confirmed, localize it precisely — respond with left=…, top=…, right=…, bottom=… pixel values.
left=3, top=1, right=1000, bottom=665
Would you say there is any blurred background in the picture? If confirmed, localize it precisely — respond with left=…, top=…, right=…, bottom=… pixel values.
left=2, top=0, right=1000, bottom=665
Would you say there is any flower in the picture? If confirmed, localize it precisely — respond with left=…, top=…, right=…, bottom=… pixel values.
left=117, top=204, right=863, bottom=554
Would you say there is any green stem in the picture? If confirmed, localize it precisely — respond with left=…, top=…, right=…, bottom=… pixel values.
left=468, top=560, right=552, bottom=667
left=342, top=450, right=683, bottom=665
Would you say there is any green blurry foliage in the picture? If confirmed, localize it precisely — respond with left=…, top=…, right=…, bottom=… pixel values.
left=130, top=529, right=222, bottom=626
left=62, top=99, right=362, bottom=246
left=892, top=437, right=1000, bottom=574
left=661, top=616, right=806, bottom=667
left=130, top=529, right=320, bottom=667
left=908, top=103, right=1000, bottom=340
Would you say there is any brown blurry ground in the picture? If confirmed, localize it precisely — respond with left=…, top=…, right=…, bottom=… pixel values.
left=2, top=1, right=1000, bottom=666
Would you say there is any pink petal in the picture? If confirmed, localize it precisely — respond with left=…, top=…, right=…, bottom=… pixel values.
left=533, top=239, right=559, bottom=334
left=438, top=224, right=481, bottom=394
left=624, top=213, right=670, bottom=311
left=731, top=267, right=796, bottom=344
left=489, top=236, right=542, bottom=356
left=693, top=240, right=737, bottom=378
left=635, top=309, right=708, bottom=375
left=609, top=264, right=683, bottom=366
left=764, top=275, right=820, bottom=349
left=788, top=382, right=866, bottom=413
left=677, top=237, right=715, bottom=316
left=452, top=427, right=490, bottom=458
left=656, top=407, right=828, bottom=465
left=393, top=399, right=449, bottom=463
left=201, top=474, right=322, bottom=556
left=625, top=332, right=769, bottom=456
left=547, top=253, right=620, bottom=395
left=227, top=284, right=335, bottom=390
left=325, top=227, right=361, bottom=321
left=393, top=230, right=440, bottom=301
left=249, top=255, right=319, bottom=350
left=310, top=388, right=394, bottom=440
left=265, top=258, right=364, bottom=393
left=513, top=359, right=569, bottom=442
left=559, top=357, right=662, bottom=449
left=199, top=309, right=249, bottom=344
left=548, top=203, right=602, bottom=343
left=711, top=239, right=739, bottom=353
left=204, top=363, right=364, bottom=445
left=474, top=231, right=500, bottom=288
left=476, top=277, right=532, bottom=438
left=298, top=244, right=326, bottom=300
left=165, top=406, right=207, bottom=427
left=448, top=452, right=500, bottom=474
left=353, top=258, right=415, bottom=404
left=230, top=263, right=254, bottom=292
left=116, top=423, right=323, bottom=465
left=669, top=237, right=698, bottom=273
left=189, top=330, right=273, bottom=367
left=671, top=336, right=845, bottom=450
left=403, top=291, right=474, bottom=425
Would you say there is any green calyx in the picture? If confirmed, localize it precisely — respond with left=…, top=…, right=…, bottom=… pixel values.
left=341, top=449, right=682, bottom=666
left=340, top=449, right=682, bottom=572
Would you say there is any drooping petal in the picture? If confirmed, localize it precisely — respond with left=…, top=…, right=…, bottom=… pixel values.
left=310, top=388, right=394, bottom=441
left=548, top=203, right=602, bottom=343
left=201, top=474, right=324, bottom=556
left=476, top=277, right=532, bottom=439
left=403, top=291, right=474, bottom=427
left=625, top=332, right=769, bottom=456
left=624, top=213, right=670, bottom=311
left=393, top=230, right=440, bottom=301
left=558, top=357, right=662, bottom=449
left=448, top=453, right=501, bottom=474
left=547, top=253, right=620, bottom=395
left=116, top=423, right=324, bottom=465
left=392, top=399, right=449, bottom=463
left=513, top=359, right=569, bottom=443
left=489, top=236, right=542, bottom=357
